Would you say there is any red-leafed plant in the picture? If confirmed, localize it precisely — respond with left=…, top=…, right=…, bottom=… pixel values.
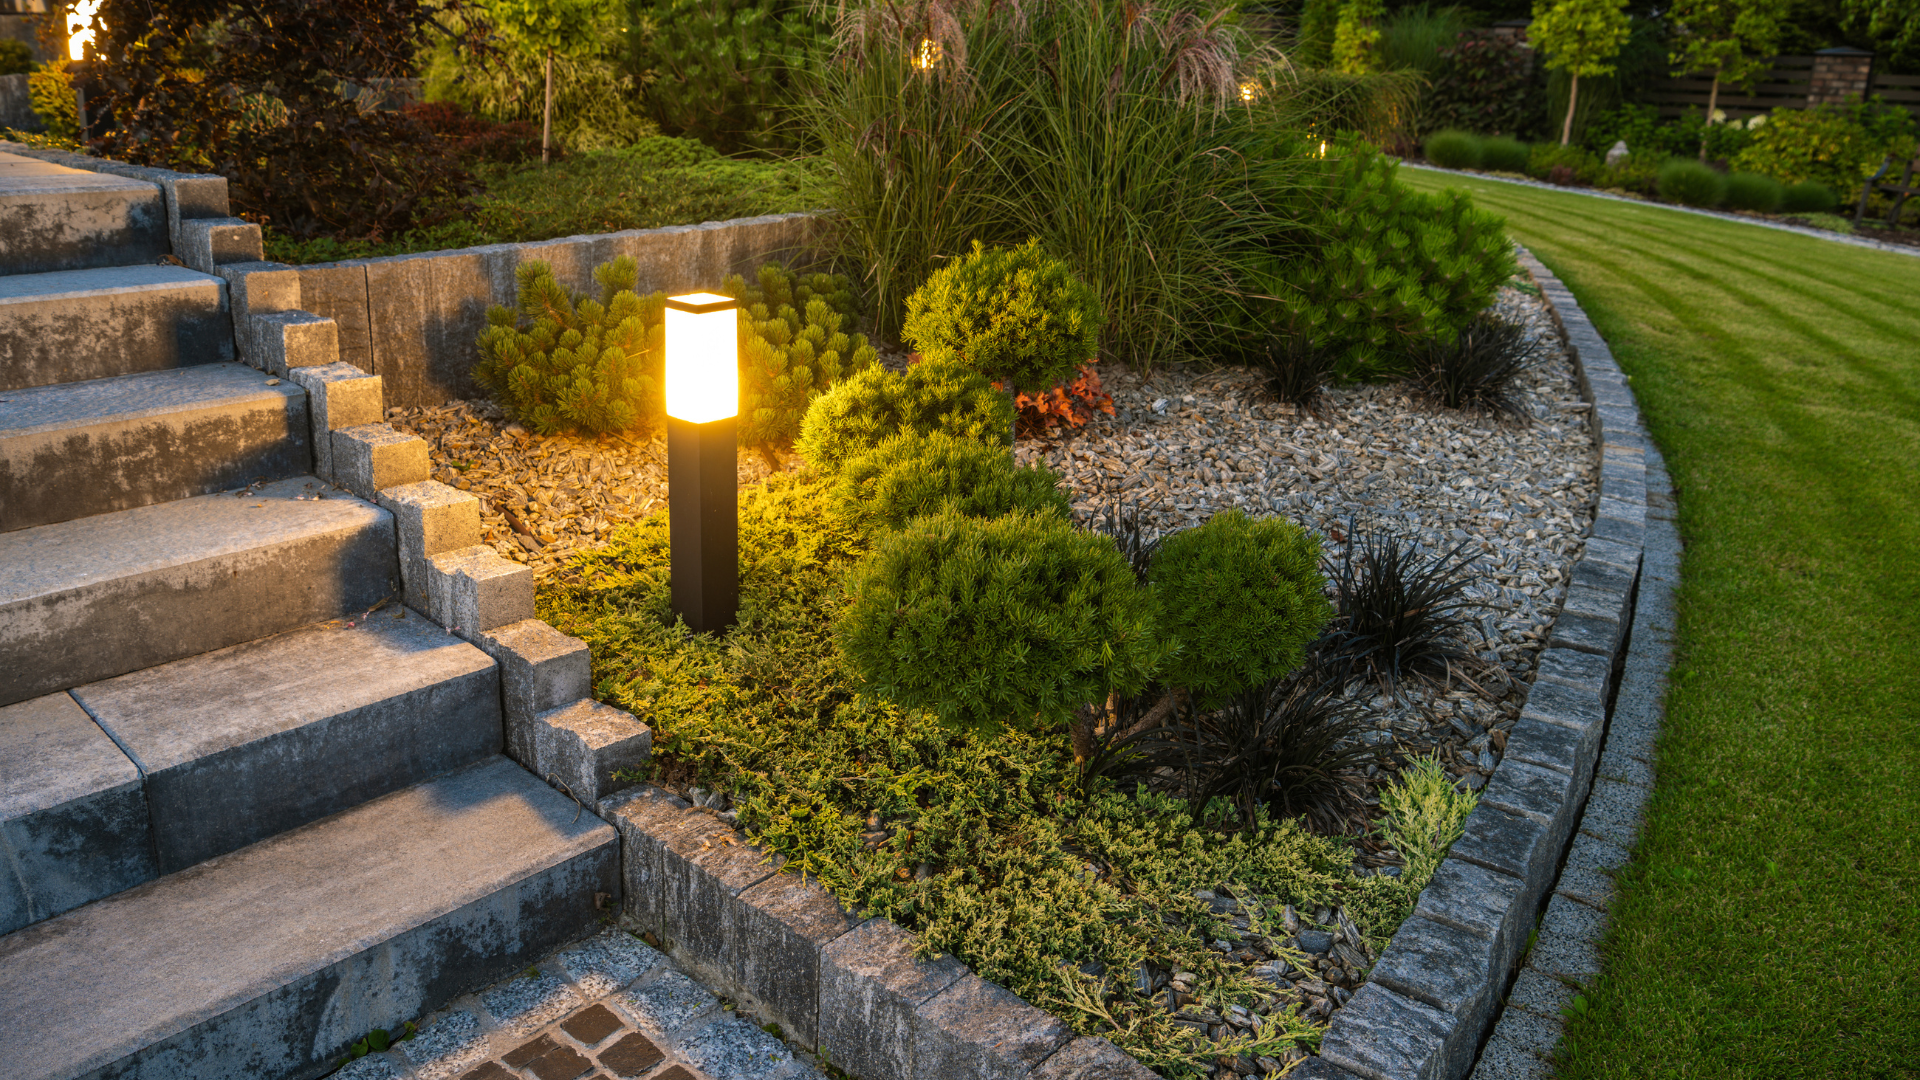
left=1010, top=361, right=1114, bottom=438
left=406, top=102, right=550, bottom=165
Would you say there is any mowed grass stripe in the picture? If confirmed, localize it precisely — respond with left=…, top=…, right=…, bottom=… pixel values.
left=1399, top=168, right=1920, bottom=1077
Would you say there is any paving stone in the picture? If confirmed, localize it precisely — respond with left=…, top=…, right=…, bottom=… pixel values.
left=334, top=1052, right=406, bottom=1079
left=483, top=971, right=581, bottom=1039
left=255, top=309, right=338, bottom=379
left=1547, top=608, right=1622, bottom=659
left=1577, top=536, right=1640, bottom=574
left=1028, top=1036, right=1161, bottom=1080
left=1577, top=778, right=1651, bottom=850
left=680, top=1015, right=795, bottom=1080
left=1503, top=716, right=1581, bottom=777
left=1595, top=746, right=1654, bottom=788
left=288, top=362, right=383, bottom=483
left=818, top=917, right=968, bottom=1080
left=1553, top=858, right=1617, bottom=912
left=378, top=480, right=483, bottom=613
left=598, top=786, right=708, bottom=934
left=1588, top=511, right=1643, bottom=547
left=1367, top=915, right=1497, bottom=1022
left=1527, top=896, right=1607, bottom=984
left=474, top=619, right=593, bottom=767
left=1532, top=647, right=1610, bottom=698
left=656, top=814, right=782, bottom=999
left=333, top=422, right=430, bottom=501
left=403, top=1009, right=492, bottom=1080
left=460, top=1064, right=516, bottom=1080
left=595, top=1031, right=665, bottom=1077
left=506, top=1035, right=562, bottom=1067
left=1563, top=831, right=1632, bottom=875
left=1413, top=858, right=1526, bottom=957
left=428, top=544, right=535, bottom=640
left=621, top=969, right=720, bottom=1035
left=562, top=1003, right=627, bottom=1048
left=1505, top=966, right=1578, bottom=1020
left=555, top=929, right=666, bottom=1000
left=916, top=972, right=1074, bottom=1080
left=1318, top=983, right=1451, bottom=1079
left=727, top=868, right=863, bottom=1046
left=533, top=699, right=653, bottom=805
left=653, top=1067, right=700, bottom=1080
left=1451, top=804, right=1555, bottom=899
left=1468, top=1024, right=1556, bottom=1080
left=1560, top=578, right=1630, bottom=626
left=1479, top=760, right=1574, bottom=837
left=526, top=1043, right=595, bottom=1080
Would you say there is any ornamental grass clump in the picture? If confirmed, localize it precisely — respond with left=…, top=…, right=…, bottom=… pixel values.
left=830, top=432, right=1069, bottom=535
left=724, top=263, right=879, bottom=448
left=1318, top=526, right=1486, bottom=694
left=1657, top=158, right=1726, bottom=207
left=796, top=361, right=1015, bottom=475
left=1148, top=511, right=1333, bottom=706
left=1409, top=311, right=1542, bottom=420
left=1722, top=171, right=1785, bottom=213
left=837, top=509, right=1169, bottom=733
left=1250, top=335, right=1339, bottom=412
left=1423, top=129, right=1481, bottom=169
left=1479, top=134, right=1530, bottom=173
left=902, top=239, right=1103, bottom=393
left=474, top=257, right=665, bottom=435
left=1781, top=180, right=1838, bottom=214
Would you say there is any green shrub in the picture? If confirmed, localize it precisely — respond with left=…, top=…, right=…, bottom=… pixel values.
left=1730, top=101, right=1918, bottom=199
left=830, top=432, right=1069, bottom=535
left=1250, top=144, right=1515, bottom=381
left=837, top=509, right=1166, bottom=732
left=1722, top=171, right=1785, bottom=213
left=1479, top=135, right=1530, bottom=173
left=1657, top=158, right=1726, bottom=207
left=1598, top=149, right=1663, bottom=194
left=1781, top=180, right=1839, bottom=214
left=28, top=59, right=77, bottom=140
left=797, top=362, right=1015, bottom=475
left=902, top=240, right=1103, bottom=394
left=599, top=134, right=721, bottom=169
left=724, top=264, right=878, bottom=448
left=1529, top=142, right=1600, bottom=185
left=0, top=40, right=31, bottom=77
left=474, top=257, right=664, bottom=435
left=1424, top=129, right=1481, bottom=169
left=627, top=0, right=828, bottom=153
left=1147, top=511, right=1332, bottom=705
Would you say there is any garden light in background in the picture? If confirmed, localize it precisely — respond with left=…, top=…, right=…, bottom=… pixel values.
left=664, top=291, right=740, bottom=635
left=913, top=37, right=941, bottom=71
left=67, top=0, right=100, bottom=61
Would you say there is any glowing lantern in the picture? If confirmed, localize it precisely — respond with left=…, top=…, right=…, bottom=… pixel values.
left=663, top=292, right=741, bottom=634
left=68, top=0, right=101, bottom=61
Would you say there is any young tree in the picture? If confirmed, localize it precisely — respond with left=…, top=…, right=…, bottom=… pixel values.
left=1531, top=0, right=1632, bottom=145
left=486, top=0, right=606, bottom=163
left=1333, top=0, right=1384, bottom=75
left=1667, top=0, right=1789, bottom=160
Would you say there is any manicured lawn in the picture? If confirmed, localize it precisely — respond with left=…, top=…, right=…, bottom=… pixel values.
left=1396, top=171, right=1920, bottom=1076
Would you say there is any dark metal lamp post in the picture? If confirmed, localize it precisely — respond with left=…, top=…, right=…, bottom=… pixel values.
left=664, top=292, right=740, bottom=635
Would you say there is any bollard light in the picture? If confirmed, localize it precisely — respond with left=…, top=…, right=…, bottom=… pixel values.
left=664, top=292, right=740, bottom=635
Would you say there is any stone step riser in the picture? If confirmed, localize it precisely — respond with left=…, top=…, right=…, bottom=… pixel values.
left=0, top=168, right=169, bottom=276
left=0, top=757, right=618, bottom=1080
left=0, top=477, right=399, bottom=707
left=0, top=365, right=312, bottom=534
left=0, top=265, right=233, bottom=392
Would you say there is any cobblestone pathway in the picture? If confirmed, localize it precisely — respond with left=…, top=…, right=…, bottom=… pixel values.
left=335, top=929, right=823, bottom=1080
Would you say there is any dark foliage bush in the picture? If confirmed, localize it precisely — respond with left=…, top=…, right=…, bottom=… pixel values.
left=1318, top=527, right=1485, bottom=694
left=829, top=432, right=1068, bottom=535
left=1410, top=312, right=1541, bottom=420
left=1781, top=180, right=1839, bottom=214
left=797, top=361, right=1015, bottom=475
left=1479, top=135, right=1530, bottom=173
left=1119, top=674, right=1374, bottom=831
left=1424, top=129, right=1482, bottom=169
left=837, top=509, right=1167, bottom=733
left=1657, top=158, right=1727, bottom=207
left=1425, top=30, right=1542, bottom=138
left=89, top=0, right=480, bottom=240
left=1722, top=171, right=1786, bottom=213
left=1251, top=336, right=1339, bottom=412
left=725, top=264, right=878, bottom=449
left=627, top=0, right=827, bottom=152
left=903, top=240, right=1104, bottom=394
left=406, top=102, right=546, bottom=165
left=1148, top=511, right=1333, bottom=706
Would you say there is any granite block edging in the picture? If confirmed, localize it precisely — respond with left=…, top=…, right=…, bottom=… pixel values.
left=595, top=784, right=1155, bottom=1080
left=1312, top=247, right=1668, bottom=1080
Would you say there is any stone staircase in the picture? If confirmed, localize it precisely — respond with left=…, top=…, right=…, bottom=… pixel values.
left=0, top=147, right=652, bottom=1080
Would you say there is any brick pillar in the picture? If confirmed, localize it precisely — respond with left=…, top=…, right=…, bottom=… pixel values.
left=1809, top=47, right=1874, bottom=106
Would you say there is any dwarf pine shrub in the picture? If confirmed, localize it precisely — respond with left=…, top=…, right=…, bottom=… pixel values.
left=797, top=361, right=1015, bottom=475
left=902, top=239, right=1103, bottom=393
left=831, top=432, right=1069, bottom=535
left=724, top=263, right=878, bottom=447
left=838, top=509, right=1168, bottom=732
left=474, top=257, right=665, bottom=435
left=1148, top=511, right=1333, bottom=705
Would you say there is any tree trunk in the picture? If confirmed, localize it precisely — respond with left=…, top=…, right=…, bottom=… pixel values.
left=1700, top=71, right=1720, bottom=162
left=1561, top=73, right=1579, bottom=146
left=543, top=47, right=554, bottom=166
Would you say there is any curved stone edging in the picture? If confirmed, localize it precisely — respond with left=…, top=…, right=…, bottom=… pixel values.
left=1298, top=248, right=1670, bottom=1080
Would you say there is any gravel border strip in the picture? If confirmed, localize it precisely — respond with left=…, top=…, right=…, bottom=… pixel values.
left=1294, top=248, right=1665, bottom=1080
left=1400, top=161, right=1920, bottom=259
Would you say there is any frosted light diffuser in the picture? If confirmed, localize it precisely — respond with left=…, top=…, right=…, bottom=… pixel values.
left=664, top=292, right=739, bottom=424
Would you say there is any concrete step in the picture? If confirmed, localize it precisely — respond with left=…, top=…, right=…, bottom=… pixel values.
left=0, top=363, right=312, bottom=533
left=0, top=756, right=618, bottom=1080
left=0, top=476, right=398, bottom=707
left=0, top=264, right=233, bottom=392
left=0, top=150, right=169, bottom=276
left=70, top=610, right=503, bottom=874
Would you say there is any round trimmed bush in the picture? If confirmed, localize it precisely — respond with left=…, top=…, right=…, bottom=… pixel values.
left=1479, top=136, right=1530, bottom=173
left=1148, top=510, right=1333, bottom=706
left=797, top=361, right=1015, bottom=475
left=837, top=509, right=1168, bottom=732
left=831, top=432, right=1070, bottom=534
left=1657, top=159, right=1727, bottom=207
left=1782, top=180, right=1839, bottom=214
left=902, top=239, right=1103, bottom=393
left=1722, top=172, right=1785, bottom=212
left=1424, top=129, right=1482, bottom=170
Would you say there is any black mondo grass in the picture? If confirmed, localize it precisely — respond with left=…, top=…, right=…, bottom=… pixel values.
left=1087, top=497, right=1162, bottom=583
left=1253, top=335, right=1339, bottom=412
left=1120, top=674, right=1376, bottom=832
left=1319, top=525, right=1488, bottom=696
left=1410, top=312, right=1542, bottom=421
